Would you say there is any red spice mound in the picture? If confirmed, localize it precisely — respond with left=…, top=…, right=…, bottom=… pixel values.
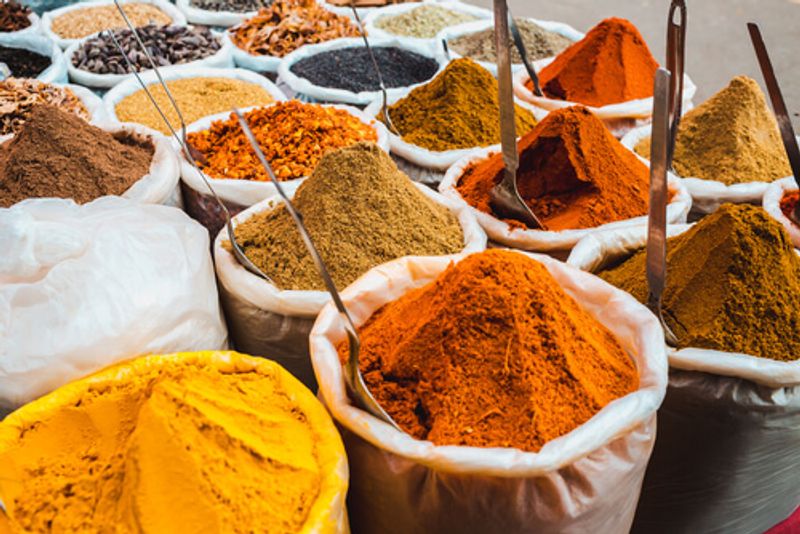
left=780, top=190, right=800, bottom=224
left=532, top=17, right=659, bottom=107
left=343, top=249, right=639, bottom=452
left=456, top=106, right=650, bottom=230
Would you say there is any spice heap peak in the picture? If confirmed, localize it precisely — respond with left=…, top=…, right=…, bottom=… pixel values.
left=636, top=76, right=791, bottom=184
left=457, top=106, right=650, bottom=230
left=232, top=142, right=463, bottom=290
left=344, top=249, right=638, bottom=452
left=601, top=203, right=800, bottom=361
left=387, top=58, right=536, bottom=152
left=536, top=17, right=658, bottom=107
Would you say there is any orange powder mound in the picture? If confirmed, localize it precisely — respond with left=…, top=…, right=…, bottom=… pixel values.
left=530, top=17, right=659, bottom=107
left=456, top=106, right=650, bottom=230
left=345, top=249, right=639, bottom=452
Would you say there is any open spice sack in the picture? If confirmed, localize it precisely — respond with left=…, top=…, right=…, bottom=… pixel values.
left=214, top=143, right=486, bottom=389
left=622, top=76, right=794, bottom=215
left=0, top=104, right=180, bottom=208
left=0, top=33, right=68, bottom=84
left=363, top=1, right=490, bottom=44
left=180, top=101, right=388, bottom=236
left=0, top=0, right=42, bottom=39
left=439, top=105, right=691, bottom=253
left=512, top=17, right=695, bottom=138
left=763, top=177, right=800, bottom=249
left=567, top=204, right=800, bottom=533
left=0, top=351, right=349, bottom=533
left=0, top=197, right=227, bottom=414
left=310, top=249, right=667, bottom=533
left=363, top=57, right=545, bottom=184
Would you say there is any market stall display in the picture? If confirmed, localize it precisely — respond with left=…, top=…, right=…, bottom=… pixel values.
left=624, top=76, right=792, bottom=214
left=214, top=142, right=485, bottom=387
left=0, top=351, right=348, bottom=533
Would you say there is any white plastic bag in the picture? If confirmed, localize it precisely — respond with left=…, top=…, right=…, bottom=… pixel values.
left=567, top=225, right=800, bottom=534
left=179, top=103, right=389, bottom=234
left=438, top=146, right=692, bottom=252
left=621, top=125, right=794, bottom=215
left=213, top=184, right=487, bottom=389
left=513, top=65, right=697, bottom=138
left=101, top=66, right=287, bottom=124
left=0, top=33, right=67, bottom=83
left=0, top=12, right=42, bottom=39
left=176, top=0, right=254, bottom=27
left=277, top=37, right=446, bottom=105
left=309, top=250, right=668, bottom=534
left=436, top=17, right=583, bottom=77
left=363, top=93, right=547, bottom=173
left=41, top=0, right=186, bottom=50
left=65, top=30, right=234, bottom=89
left=763, top=177, right=800, bottom=249
left=0, top=197, right=228, bottom=413
left=363, top=1, right=491, bottom=46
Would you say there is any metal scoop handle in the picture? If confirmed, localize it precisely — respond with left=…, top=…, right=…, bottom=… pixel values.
left=647, top=68, right=679, bottom=347
left=666, top=0, right=686, bottom=164
left=350, top=3, right=400, bottom=136
left=748, top=22, right=800, bottom=224
left=233, top=110, right=400, bottom=430
left=107, top=7, right=270, bottom=282
left=508, top=12, right=542, bottom=97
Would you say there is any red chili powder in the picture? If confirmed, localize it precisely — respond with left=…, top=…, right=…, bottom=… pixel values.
left=456, top=106, right=651, bottom=231
left=529, top=17, right=659, bottom=107
left=780, top=190, right=800, bottom=224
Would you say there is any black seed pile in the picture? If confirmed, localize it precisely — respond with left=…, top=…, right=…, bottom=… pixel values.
left=289, top=46, right=439, bottom=93
left=0, top=46, right=50, bottom=78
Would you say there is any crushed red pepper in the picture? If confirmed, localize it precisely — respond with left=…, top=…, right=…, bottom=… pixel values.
left=187, top=101, right=378, bottom=181
left=780, top=190, right=800, bottom=225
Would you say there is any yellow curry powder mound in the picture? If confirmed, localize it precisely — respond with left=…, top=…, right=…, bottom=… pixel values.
left=0, top=351, right=347, bottom=533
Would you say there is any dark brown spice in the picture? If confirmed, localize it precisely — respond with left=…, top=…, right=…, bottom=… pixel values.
left=0, top=105, right=155, bottom=207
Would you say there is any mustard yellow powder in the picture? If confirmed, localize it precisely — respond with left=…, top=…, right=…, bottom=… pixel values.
left=115, top=77, right=276, bottom=135
left=0, top=352, right=346, bottom=534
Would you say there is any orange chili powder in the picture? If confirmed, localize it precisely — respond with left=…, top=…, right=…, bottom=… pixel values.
left=529, top=17, right=659, bottom=107
left=780, top=190, right=800, bottom=224
left=456, top=106, right=650, bottom=230
left=343, top=249, right=638, bottom=452
left=187, top=101, right=377, bottom=181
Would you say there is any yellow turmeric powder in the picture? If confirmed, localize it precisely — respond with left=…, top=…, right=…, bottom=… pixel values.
left=0, top=351, right=348, bottom=534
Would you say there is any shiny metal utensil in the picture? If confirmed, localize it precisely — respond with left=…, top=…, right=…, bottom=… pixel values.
left=106, top=10, right=270, bottom=282
left=233, top=109, right=400, bottom=430
left=508, top=12, right=542, bottom=97
left=489, top=0, right=546, bottom=230
left=666, top=0, right=686, bottom=164
left=350, top=3, right=400, bottom=136
left=748, top=22, right=800, bottom=225
left=442, top=38, right=451, bottom=60
left=0, top=63, right=10, bottom=81
left=647, top=68, right=679, bottom=347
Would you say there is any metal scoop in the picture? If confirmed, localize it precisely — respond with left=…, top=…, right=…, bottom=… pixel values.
left=489, top=0, right=546, bottom=230
left=507, top=11, right=542, bottom=97
left=108, top=3, right=270, bottom=282
left=748, top=22, right=800, bottom=225
left=647, top=68, right=679, bottom=347
left=349, top=2, right=400, bottom=136
left=666, top=0, right=686, bottom=165
left=233, top=110, right=400, bottom=430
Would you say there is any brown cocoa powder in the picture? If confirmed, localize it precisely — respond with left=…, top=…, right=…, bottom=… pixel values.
left=0, top=105, right=154, bottom=207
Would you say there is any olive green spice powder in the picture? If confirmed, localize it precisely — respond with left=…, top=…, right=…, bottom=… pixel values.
left=600, top=204, right=800, bottom=361
left=232, top=143, right=464, bottom=291
left=635, top=76, right=791, bottom=184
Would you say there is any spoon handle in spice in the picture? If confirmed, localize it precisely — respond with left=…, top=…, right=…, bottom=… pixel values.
left=666, top=0, right=686, bottom=164
left=647, top=68, right=679, bottom=346
left=232, top=109, right=401, bottom=432
left=508, top=11, right=542, bottom=97
left=748, top=23, right=800, bottom=196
